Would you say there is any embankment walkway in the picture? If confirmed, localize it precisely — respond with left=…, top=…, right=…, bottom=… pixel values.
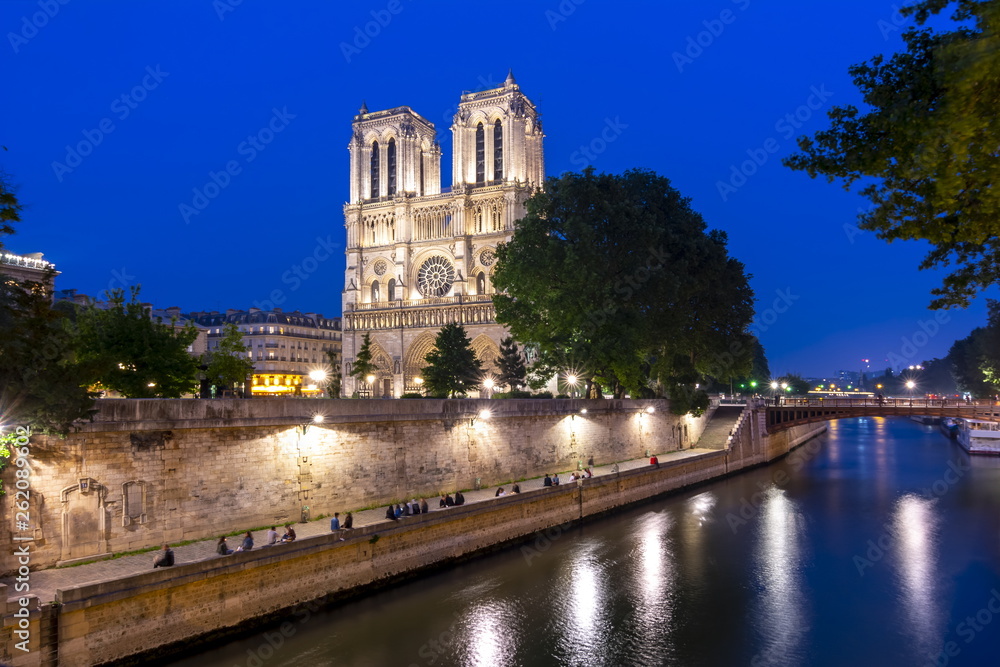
left=5, top=410, right=741, bottom=604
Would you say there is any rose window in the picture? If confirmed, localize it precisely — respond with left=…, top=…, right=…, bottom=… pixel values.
left=417, top=256, right=455, bottom=297
left=479, top=248, right=496, bottom=267
left=373, top=259, right=388, bottom=276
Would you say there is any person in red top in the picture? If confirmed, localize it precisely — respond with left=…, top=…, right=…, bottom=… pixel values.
left=650, top=455, right=659, bottom=467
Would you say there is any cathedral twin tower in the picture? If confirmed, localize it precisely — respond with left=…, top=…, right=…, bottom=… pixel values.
left=342, top=72, right=544, bottom=397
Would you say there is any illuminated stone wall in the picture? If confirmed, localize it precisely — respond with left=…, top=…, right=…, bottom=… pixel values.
left=3, top=398, right=709, bottom=572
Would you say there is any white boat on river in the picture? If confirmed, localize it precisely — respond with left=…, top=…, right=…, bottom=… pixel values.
left=956, top=418, right=1000, bottom=455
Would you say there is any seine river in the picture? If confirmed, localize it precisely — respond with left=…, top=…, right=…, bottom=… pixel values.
left=170, top=418, right=1000, bottom=667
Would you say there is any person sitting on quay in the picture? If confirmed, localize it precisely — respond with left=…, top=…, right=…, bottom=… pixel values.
left=330, top=512, right=341, bottom=531
left=496, top=487, right=506, bottom=497
left=281, top=524, right=296, bottom=542
left=395, top=504, right=404, bottom=519
left=439, top=495, right=448, bottom=508
left=543, top=473, right=552, bottom=487
left=420, top=498, right=429, bottom=514
left=650, top=454, right=659, bottom=467
left=236, top=531, right=254, bottom=552
left=454, top=491, right=465, bottom=506
left=217, top=536, right=233, bottom=555
left=512, top=483, right=521, bottom=494
left=445, top=493, right=455, bottom=506
left=386, top=505, right=398, bottom=521
left=153, top=543, right=174, bottom=568
left=552, top=473, right=560, bottom=486
left=410, top=499, right=421, bottom=515
left=584, top=468, right=593, bottom=478
left=265, top=526, right=278, bottom=546
left=344, top=512, right=353, bottom=529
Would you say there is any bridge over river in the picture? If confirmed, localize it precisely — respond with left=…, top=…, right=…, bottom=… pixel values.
left=763, top=397, right=1000, bottom=432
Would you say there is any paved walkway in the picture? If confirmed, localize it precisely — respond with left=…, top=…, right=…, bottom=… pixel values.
left=4, top=406, right=744, bottom=603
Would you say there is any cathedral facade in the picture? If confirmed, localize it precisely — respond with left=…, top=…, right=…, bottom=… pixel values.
left=341, top=73, right=544, bottom=397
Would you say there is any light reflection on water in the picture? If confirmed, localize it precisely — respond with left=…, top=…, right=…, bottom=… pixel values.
left=752, top=486, right=808, bottom=667
left=892, top=494, right=942, bottom=657
left=552, top=540, right=611, bottom=666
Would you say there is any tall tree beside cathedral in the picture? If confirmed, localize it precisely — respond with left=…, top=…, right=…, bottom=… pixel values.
left=349, top=332, right=378, bottom=395
left=75, top=287, right=199, bottom=398
left=493, top=168, right=755, bottom=412
left=0, top=277, right=97, bottom=434
left=422, top=324, right=483, bottom=398
left=203, top=322, right=254, bottom=394
left=495, top=336, right=527, bottom=391
left=784, top=1, right=1000, bottom=309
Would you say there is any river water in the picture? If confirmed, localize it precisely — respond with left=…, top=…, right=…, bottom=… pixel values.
left=169, top=418, right=1000, bottom=667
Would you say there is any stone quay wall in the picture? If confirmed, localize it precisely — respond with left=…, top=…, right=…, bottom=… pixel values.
left=0, top=398, right=711, bottom=573
left=1, top=420, right=824, bottom=667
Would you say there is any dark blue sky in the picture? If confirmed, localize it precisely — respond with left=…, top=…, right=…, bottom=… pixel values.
left=2, top=0, right=992, bottom=378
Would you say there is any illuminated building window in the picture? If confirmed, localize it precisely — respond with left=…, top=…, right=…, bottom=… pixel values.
left=370, top=140, right=380, bottom=198
left=387, top=138, right=396, bottom=195
left=494, top=119, right=503, bottom=180
left=475, top=123, right=485, bottom=184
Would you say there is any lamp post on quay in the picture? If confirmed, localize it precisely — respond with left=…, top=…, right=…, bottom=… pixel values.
left=366, top=374, right=375, bottom=399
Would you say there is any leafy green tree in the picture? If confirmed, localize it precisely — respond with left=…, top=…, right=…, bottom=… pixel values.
left=492, top=168, right=755, bottom=412
left=775, top=373, right=811, bottom=396
left=0, top=276, right=96, bottom=433
left=948, top=299, right=1000, bottom=396
left=204, top=322, right=254, bottom=394
left=0, top=168, right=22, bottom=241
left=349, top=332, right=378, bottom=395
left=495, top=336, right=527, bottom=391
left=784, top=1, right=1000, bottom=309
left=75, top=287, right=199, bottom=398
left=422, top=323, right=483, bottom=398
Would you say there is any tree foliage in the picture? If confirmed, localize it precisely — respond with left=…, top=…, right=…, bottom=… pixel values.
left=204, top=321, right=254, bottom=392
left=349, top=332, right=378, bottom=393
left=0, top=277, right=96, bottom=433
left=492, top=168, right=755, bottom=413
left=495, top=336, right=527, bottom=391
left=325, top=348, right=342, bottom=398
left=422, top=323, right=483, bottom=398
left=784, top=0, right=1000, bottom=308
left=75, top=287, right=199, bottom=398
left=947, top=299, right=1000, bottom=396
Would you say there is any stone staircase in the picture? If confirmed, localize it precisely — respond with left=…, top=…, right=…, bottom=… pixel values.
left=696, top=404, right=746, bottom=449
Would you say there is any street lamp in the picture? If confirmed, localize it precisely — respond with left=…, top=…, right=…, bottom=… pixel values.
left=483, top=377, right=495, bottom=399
left=566, top=374, right=578, bottom=398
left=308, top=369, right=327, bottom=397
left=366, top=374, right=375, bottom=398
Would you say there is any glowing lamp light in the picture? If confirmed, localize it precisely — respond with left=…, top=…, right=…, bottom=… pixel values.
left=771, top=382, right=778, bottom=390
left=478, top=409, right=491, bottom=421
left=906, top=381, right=916, bottom=389
left=365, top=374, right=375, bottom=385
left=580, top=408, right=588, bottom=414
left=308, top=370, right=327, bottom=383
left=414, top=377, right=423, bottom=385
left=483, top=378, right=495, bottom=390
left=312, top=414, right=324, bottom=423
left=645, top=406, right=655, bottom=414
left=566, top=374, right=577, bottom=385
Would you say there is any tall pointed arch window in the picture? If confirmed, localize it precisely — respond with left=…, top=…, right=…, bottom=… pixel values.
left=371, top=280, right=380, bottom=303
left=388, top=278, right=396, bottom=300
left=493, top=119, right=503, bottom=181
left=387, top=138, right=397, bottom=196
left=475, top=123, right=485, bottom=184
left=476, top=273, right=486, bottom=295
left=370, top=141, right=380, bottom=199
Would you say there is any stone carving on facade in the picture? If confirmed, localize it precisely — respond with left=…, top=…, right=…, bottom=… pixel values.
left=373, top=259, right=388, bottom=276
left=479, top=248, right=496, bottom=267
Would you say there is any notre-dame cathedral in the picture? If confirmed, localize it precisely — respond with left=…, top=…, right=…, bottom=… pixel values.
left=341, top=72, right=544, bottom=397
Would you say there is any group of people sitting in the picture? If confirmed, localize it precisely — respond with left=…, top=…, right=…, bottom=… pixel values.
left=439, top=491, right=466, bottom=507
left=386, top=498, right=431, bottom=520
left=495, top=484, right=521, bottom=496
left=216, top=524, right=297, bottom=556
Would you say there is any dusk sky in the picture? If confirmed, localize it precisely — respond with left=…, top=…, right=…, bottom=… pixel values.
left=2, top=0, right=993, bottom=378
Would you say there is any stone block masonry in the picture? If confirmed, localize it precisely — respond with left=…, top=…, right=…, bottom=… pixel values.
left=1, top=398, right=710, bottom=573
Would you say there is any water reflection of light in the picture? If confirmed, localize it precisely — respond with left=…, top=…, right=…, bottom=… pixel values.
left=752, top=487, right=808, bottom=666
left=463, top=602, right=509, bottom=667
left=891, top=494, right=941, bottom=656
left=554, top=542, right=610, bottom=666
left=630, top=511, right=676, bottom=663
left=688, top=491, right=716, bottom=525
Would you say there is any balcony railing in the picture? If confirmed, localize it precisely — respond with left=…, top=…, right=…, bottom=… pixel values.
left=350, top=294, right=494, bottom=311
